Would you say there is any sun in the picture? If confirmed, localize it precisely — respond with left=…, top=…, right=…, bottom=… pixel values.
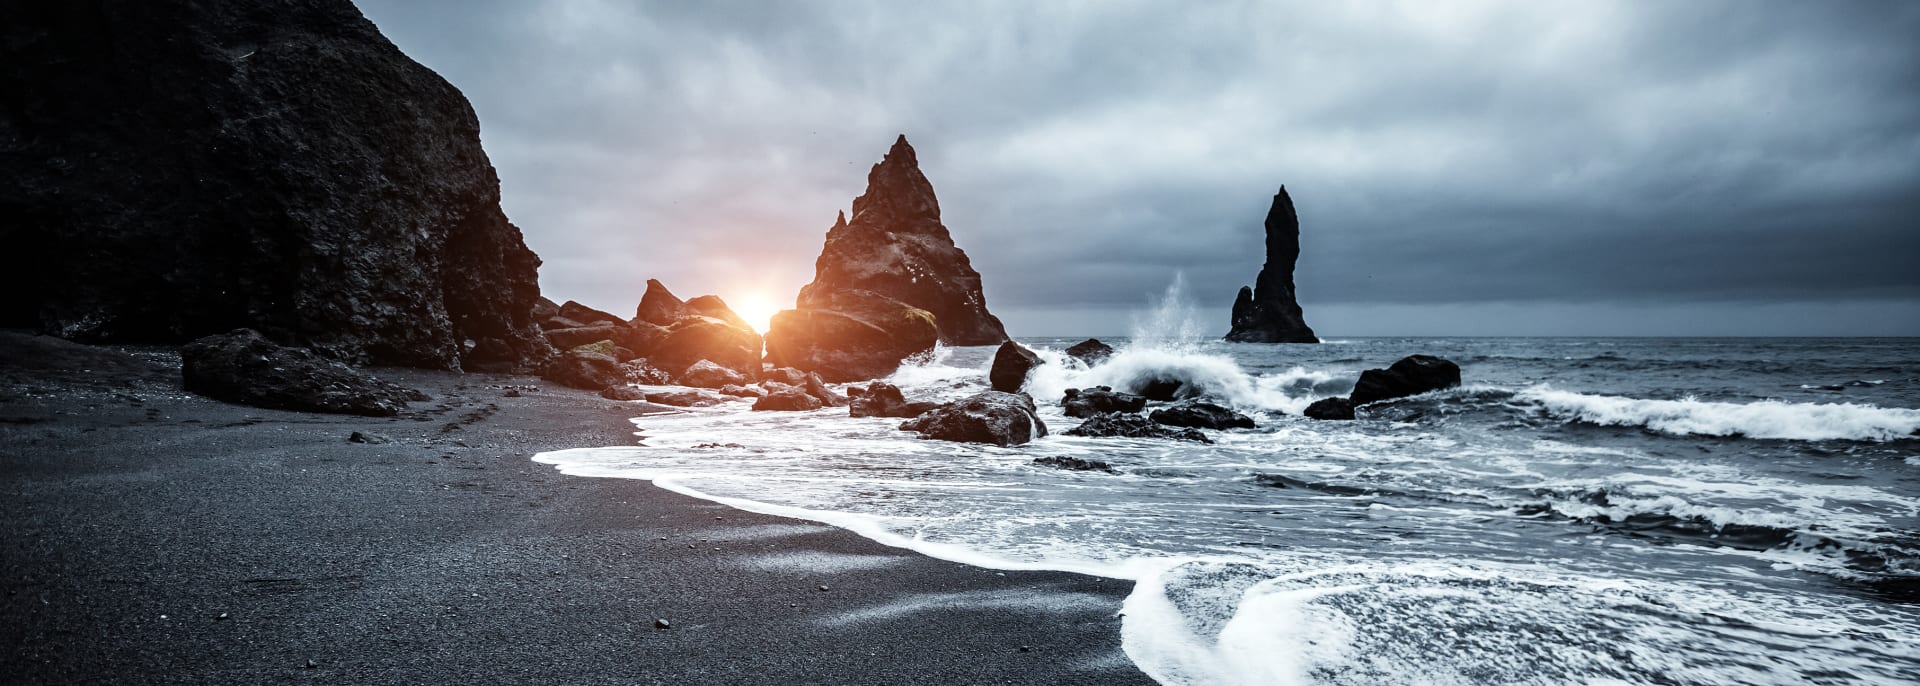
left=730, top=293, right=779, bottom=334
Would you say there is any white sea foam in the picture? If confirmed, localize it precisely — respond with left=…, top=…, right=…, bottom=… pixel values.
left=1518, top=386, right=1920, bottom=441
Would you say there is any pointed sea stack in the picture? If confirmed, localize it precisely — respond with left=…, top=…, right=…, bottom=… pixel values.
left=0, top=0, right=549, bottom=371
left=795, top=135, right=1009, bottom=346
left=1224, top=186, right=1318, bottom=343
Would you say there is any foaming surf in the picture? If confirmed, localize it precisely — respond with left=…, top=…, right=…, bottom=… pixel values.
left=533, top=282, right=1920, bottom=685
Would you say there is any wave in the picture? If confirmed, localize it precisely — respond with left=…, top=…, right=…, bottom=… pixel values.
left=1516, top=386, right=1920, bottom=442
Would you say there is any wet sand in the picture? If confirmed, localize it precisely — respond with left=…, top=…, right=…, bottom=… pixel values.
left=0, top=333, right=1154, bottom=685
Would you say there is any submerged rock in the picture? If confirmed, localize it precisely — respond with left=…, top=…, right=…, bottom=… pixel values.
left=989, top=341, right=1043, bottom=393
left=1349, top=355, right=1461, bottom=406
left=2, top=0, right=549, bottom=371
left=181, top=329, right=422, bottom=416
left=763, top=289, right=938, bottom=382
left=540, top=349, right=625, bottom=391
left=1063, top=413, right=1212, bottom=443
left=1150, top=401, right=1256, bottom=430
left=1064, top=339, right=1115, bottom=366
left=1224, top=187, right=1318, bottom=344
left=900, top=391, right=1048, bottom=447
left=1062, top=386, right=1147, bottom=418
left=1033, top=456, right=1120, bottom=473
left=1303, top=397, right=1356, bottom=420
left=849, top=381, right=938, bottom=419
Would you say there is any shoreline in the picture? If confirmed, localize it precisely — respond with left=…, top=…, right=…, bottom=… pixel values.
left=0, top=338, right=1155, bottom=685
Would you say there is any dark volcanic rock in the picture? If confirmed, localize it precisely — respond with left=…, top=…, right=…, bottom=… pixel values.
left=1133, top=378, right=1188, bottom=402
left=532, top=297, right=561, bottom=322
left=754, top=389, right=823, bottom=412
left=648, top=316, right=762, bottom=378
left=544, top=324, right=623, bottom=352
left=1224, top=187, right=1318, bottom=344
left=540, top=316, right=586, bottom=332
left=762, top=367, right=808, bottom=387
left=849, top=382, right=938, bottom=418
left=599, top=386, right=647, bottom=401
left=645, top=389, right=725, bottom=408
left=678, top=360, right=748, bottom=389
left=899, top=391, right=1048, bottom=447
left=1063, top=413, right=1212, bottom=443
left=1, top=0, right=549, bottom=371
left=181, top=329, right=421, bottom=416
left=764, top=289, right=938, bottom=382
left=803, top=372, right=848, bottom=407
left=1150, top=401, right=1256, bottom=430
left=684, top=295, right=754, bottom=332
left=1349, top=355, right=1462, bottom=406
left=1303, top=397, right=1356, bottom=420
left=615, top=321, right=669, bottom=359
left=989, top=342, right=1043, bottom=393
left=1062, top=386, right=1148, bottom=418
left=1032, top=456, right=1120, bottom=473
left=540, top=349, right=624, bottom=391
left=633, top=279, right=692, bottom=327
left=717, top=384, right=765, bottom=399
left=558, top=301, right=624, bottom=327
left=1064, top=339, right=1115, bottom=366
left=786, top=136, right=1009, bottom=346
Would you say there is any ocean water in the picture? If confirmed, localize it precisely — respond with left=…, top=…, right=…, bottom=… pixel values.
left=536, top=298, right=1920, bottom=684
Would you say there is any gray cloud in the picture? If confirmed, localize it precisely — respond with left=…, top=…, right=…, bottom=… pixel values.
left=354, top=0, right=1920, bottom=335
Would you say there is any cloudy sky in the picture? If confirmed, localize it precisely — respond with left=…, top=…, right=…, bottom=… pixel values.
left=355, top=1, right=1919, bottom=337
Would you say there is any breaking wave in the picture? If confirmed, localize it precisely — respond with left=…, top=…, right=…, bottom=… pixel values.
left=1517, top=386, right=1920, bottom=441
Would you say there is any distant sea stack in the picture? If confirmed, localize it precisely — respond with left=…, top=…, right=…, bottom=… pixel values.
left=1224, top=186, right=1319, bottom=343
left=793, top=135, right=1010, bottom=346
left=0, top=0, right=549, bottom=371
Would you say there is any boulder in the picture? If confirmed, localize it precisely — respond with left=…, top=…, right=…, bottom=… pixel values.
left=679, top=359, right=748, bottom=389
left=615, top=321, right=670, bottom=359
left=1, top=0, right=549, bottom=371
left=540, top=316, right=587, bottom=331
left=899, top=391, right=1048, bottom=447
left=646, top=389, right=726, bottom=407
left=180, top=329, right=423, bottom=416
left=1133, top=377, right=1188, bottom=402
left=558, top=301, right=624, bottom=327
left=567, top=339, right=634, bottom=362
left=1224, top=187, right=1318, bottom=344
left=849, top=381, right=939, bottom=419
left=1349, top=355, right=1462, bottom=406
left=649, top=316, right=762, bottom=377
left=1062, top=386, right=1147, bottom=418
left=600, top=386, right=647, bottom=401
left=634, top=279, right=692, bottom=326
left=1064, top=339, right=1115, bottom=366
left=762, top=367, right=809, bottom=386
left=544, top=324, right=623, bottom=352
left=1149, top=401, right=1256, bottom=430
left=541, top=349, right=625, bottom=391
left=718, top=384, right=766, bottom=399
left=754, top=389, right=824, bottom=412
left=804, top=372, right=848, bottom=407
left=1033, top=456, right=1119, bottom=473
left=1303, top=397, right=1356, bottom=420
left=532, top=297, right=561, bottom=322
left=763, top=289, right=938, bottom=382
left=684, top=295, right=754, bottom=331
left=788, top=135, right=1009, bottom=346
left=989, top=341, right=1043, bottom=393
left=1062, top=412, right=1212, bottom=443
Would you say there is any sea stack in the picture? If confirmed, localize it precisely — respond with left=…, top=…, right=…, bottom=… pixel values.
left=765, top=135, right=1006, bottom=381
left=1224, top=186, right=1318, bottom=343
left=0, top=0, right=549, bottom=371
left=793, top=135, right=1009, bottom=346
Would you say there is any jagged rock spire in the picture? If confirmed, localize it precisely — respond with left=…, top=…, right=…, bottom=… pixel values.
left=1225, top=185, right=1318, bottom=343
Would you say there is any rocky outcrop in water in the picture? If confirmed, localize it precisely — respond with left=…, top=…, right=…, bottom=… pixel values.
left=1065, top=339, right=1115, bottom=366
left=849, top=381, right=939, bottom=419
left=1, top=0, right=549, bottom=371
left=1304, top=397, right=1356, bottom=420
left=182, top=329, right=424, bottom=416
left=754, top=388, right=823, bottom=412
left=763, top=289, right=938, bottom=383
left=1062, top=387, right=1148, bottom=418
left=1224, top=187, right=1318, bottom=344
left=1063, top=413, right=1212, bottom=443
left=1349, top=355, right=1461, bottom=406
left=1150, top=401, right=1256, bottom=430
left=900, top=391, right=1048, bottom=446
left=776, top=135, right=1009, bottom=351
left=990, top=342, right=1043, bottom=393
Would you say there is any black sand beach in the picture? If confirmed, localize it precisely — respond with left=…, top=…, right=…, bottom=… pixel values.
left=0, top=334, right=1153, bottom=685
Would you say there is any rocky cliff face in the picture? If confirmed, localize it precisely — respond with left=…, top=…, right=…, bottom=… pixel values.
left=792, top=136, right=1009, bottom=346
left=1224, top=186, right=1318, bottom=343
left=0, top=0, right=549, bottom=370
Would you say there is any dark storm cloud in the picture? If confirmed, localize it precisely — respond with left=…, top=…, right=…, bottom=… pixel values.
left=353, top=0, right=1920, bottom=333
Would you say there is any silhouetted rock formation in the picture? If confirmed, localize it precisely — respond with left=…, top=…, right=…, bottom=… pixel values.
left=763, top=289, right=938, bottom=382
left=634, top=279, right=693, bottom=326
left=783, top=136, right=1009, bottom=348
left=990, top=342, right=1043, bottom=392
left=1065, top=339, right=1115, bottom=366
left=1, top=0, right=548, bottom=371
left=1225, top=187, right=1318, bottom=344
left=1349, top=355, right=1461, bottom=406
left=1303, top=397, right=1356, bottom=420
left=182, top=329, right=423, bottom=416
left=1150, top=401, right=1256, bottom=430
left=900, top=391, right=1048, bottom=447
left=1062, top=387, right=1148, bottom=418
